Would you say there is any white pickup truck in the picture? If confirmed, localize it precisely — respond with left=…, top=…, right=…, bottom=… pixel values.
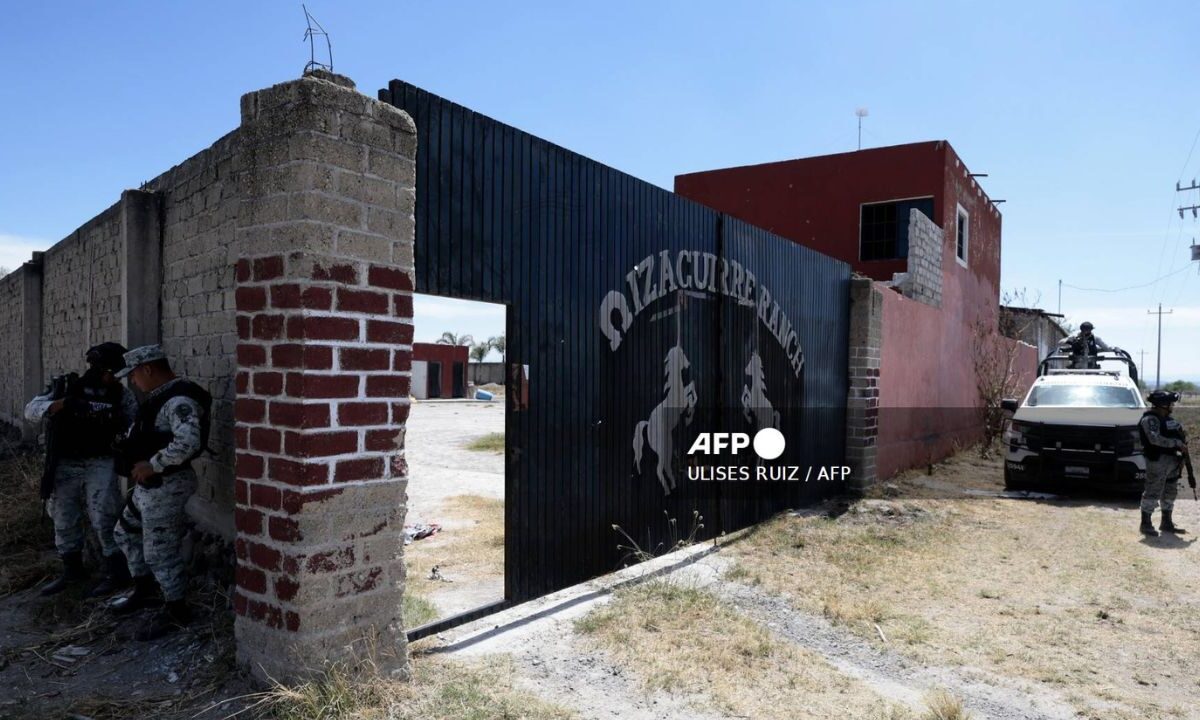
left=1001, top=351, right=1145, bottom=493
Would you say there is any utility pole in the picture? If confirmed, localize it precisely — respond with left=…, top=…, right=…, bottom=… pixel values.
left=1057, top=279, right=1062, bottom=315
left=1178, top=179, right=1200, bottom=219
left=1147, top=304, right=1173, bottom=389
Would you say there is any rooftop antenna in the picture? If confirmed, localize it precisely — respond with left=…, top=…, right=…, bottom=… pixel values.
left=302, top=5, right=333, bottom=74
left=855, top=108, right=869, bottom=151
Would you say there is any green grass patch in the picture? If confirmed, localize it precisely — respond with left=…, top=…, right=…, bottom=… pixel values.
left=465, top=433, right=505, bottom=453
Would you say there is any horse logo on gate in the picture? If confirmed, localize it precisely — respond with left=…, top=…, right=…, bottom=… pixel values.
left=741, top=350, right=780, bottom=433
left=632, top=344, right=698, bottom=495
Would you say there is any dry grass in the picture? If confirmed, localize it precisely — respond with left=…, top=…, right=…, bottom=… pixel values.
left=248, top=654, right=572, bottom=720
left=404, top=494, right=504, bottom=602
left=727, top=449, right=1200, bottom=718
left=401, top=591, right=439, bottom=628
left=464, top=432, right=505, bottom=453
left=0, top=444, right=55, bottom=597
left=574, top=579, right=914, bottom=720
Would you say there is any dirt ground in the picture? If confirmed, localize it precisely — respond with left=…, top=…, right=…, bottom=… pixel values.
left=414, top=408, right=1200, bottom=720
left=4, top=407, right=1196, bottom=718
left=402, top=399, right=506, bottom=622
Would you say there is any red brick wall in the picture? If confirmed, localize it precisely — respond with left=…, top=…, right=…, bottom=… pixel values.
left=413, top=342, right=468, bottom=398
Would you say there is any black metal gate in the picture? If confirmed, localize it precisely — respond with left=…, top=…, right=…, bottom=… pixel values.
left=380, top=80, right=850, bottom=624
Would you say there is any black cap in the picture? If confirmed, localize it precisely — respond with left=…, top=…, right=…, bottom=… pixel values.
left=1147, top=390, right=1180, bottom=407
left=1080, top=321, right=1094, bottom=331
left=86, top=342, right=129, bottom=373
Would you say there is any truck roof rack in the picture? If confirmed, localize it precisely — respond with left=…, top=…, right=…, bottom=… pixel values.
left=1038, top=348, right=1139, bottom=385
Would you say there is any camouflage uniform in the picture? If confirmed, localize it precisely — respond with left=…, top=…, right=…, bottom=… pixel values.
left=113, top=378, right=202, bottom=602
left=1139, top=412, right=1187, bottom=514
left=25, top=386, right=138, bottom=557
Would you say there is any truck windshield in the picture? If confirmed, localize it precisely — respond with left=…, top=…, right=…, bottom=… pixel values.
left=1026, top=385, right=1140, bottom=408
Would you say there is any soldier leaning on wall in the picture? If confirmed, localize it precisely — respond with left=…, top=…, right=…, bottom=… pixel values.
left=24, top=342, right=138, bottom=597
left=109, top=345, right=212, bottom=641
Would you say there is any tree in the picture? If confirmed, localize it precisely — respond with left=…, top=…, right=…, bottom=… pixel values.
left=469, top=341, right=491, bottom=363
left=972, top=314, right=1036, bottom=456
left=437, top=332, right=474, bottom=346
left=1165, top=380, right=1198, bottom=394
left=488, top=334, right=506, bottom=360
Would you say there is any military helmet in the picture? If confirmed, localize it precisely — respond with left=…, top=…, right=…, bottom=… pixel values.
left=1147, top=390, right=1180, bottom=408
left=1080, top=321, right=1094, bottom=331
left=85, top=342, right=129, bottom=373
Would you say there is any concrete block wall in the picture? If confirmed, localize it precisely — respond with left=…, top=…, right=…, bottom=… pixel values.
left=229, top=72, right=415, bottom=682
left=0, top=268, right=32, bottom=434
left=148, top=132, right=243, bottom=536
left=0, top=70, right=416, bottom=680
left=894, top=209, right=943, bottom=308
left=845, top=276, right=883, bottom=493
left=40, top=203, right=124, bottom=378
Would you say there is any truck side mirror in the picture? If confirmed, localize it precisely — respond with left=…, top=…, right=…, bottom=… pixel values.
left=1000, top=398, right=1019, bottom=413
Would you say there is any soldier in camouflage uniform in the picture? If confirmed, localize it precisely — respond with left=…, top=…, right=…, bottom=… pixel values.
left=110, top=345, right=212, bottom=641
left=24, top=342, right=137, bottom=597
left=1138, top=390, right=1190, bottom=537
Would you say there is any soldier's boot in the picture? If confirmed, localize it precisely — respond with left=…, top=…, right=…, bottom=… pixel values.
left=1140, top=511, right=1160, bottom=537
left=1160, top=510, right=1186, bottom=534
left=86, top=553, right=132, bottom=598
left=135, top=599, right=192, bottom=642
left=40, top=552, right=86, bottom=596
left=110, top=574, right=161, bottom=615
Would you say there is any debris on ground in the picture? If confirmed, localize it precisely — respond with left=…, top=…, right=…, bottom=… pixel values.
left=405, top=523, right=442, bottom=544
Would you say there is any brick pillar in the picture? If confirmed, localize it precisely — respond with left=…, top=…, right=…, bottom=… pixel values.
left=231, top=71, right=416, bottom=682
left=20, top=253, right=44, bottom=444
left=845, top=276, right=882, bottom=494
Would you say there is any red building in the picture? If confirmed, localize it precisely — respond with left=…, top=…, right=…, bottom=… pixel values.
left=412, top=342, right=469, bottom=399
left=676, top=141, right=1036, bottom=478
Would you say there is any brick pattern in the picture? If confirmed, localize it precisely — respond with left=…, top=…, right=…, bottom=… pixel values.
left=893, top=209, right=943, bottom=308
left=0, top=270, right=25, bottom=430
left=230, top=71, right=416, bottom=682
left=40, top=203, right=124, bottom=378
left=845, top=277, right=882, bottom=493
left=232, top=253, right=412, bottom=642
left=148, top=131, right=243, bottom=533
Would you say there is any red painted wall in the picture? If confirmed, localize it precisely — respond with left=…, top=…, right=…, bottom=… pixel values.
left=413, top=342, right=469, bottom=398
left=675, top=142, right=1019, bottom=478
left=875, top=284, right=1037, bottom=478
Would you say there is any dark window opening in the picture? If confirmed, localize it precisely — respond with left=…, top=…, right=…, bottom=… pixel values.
left=860, top=198, right=935, bottom=261
left=956, top=207, right=969, bottom=263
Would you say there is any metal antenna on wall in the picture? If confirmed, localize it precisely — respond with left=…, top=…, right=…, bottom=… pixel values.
left=855, top=108, right=869, bottom=151
left=302, top=5, right=333, bottom=73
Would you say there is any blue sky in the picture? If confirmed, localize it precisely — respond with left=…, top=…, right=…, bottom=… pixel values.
left=2, top=1, right=1197, bottom=379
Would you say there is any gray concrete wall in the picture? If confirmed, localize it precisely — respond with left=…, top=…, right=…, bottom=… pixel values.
left=468, top=361, right=506, bottom=386
left=893, top=209, right=944, bottom=308
left=0, top=269, right=28, bottom=434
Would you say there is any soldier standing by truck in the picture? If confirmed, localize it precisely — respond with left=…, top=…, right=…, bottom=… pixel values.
left=1138, top=390, right=1190, bottom=536
left=24, top=342, right=137, bottom=597
left=110, top=345, right=211, bottom=641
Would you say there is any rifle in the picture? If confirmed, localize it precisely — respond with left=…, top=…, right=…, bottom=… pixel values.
left=1185, top=450, right=1197, bottom=501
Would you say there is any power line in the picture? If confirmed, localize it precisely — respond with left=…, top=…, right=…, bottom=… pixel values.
left=1061, top=263, right=1192, bottom=293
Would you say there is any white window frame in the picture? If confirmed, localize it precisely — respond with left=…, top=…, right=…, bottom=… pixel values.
left=955, top=203, right=969, bottom=267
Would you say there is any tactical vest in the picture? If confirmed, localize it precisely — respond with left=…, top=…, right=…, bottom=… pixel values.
left=1139, top=410, right=1186, bottom=461
left=121, top=380, right=212, bottom=475
left=52, top=374, right=125, bottom=459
